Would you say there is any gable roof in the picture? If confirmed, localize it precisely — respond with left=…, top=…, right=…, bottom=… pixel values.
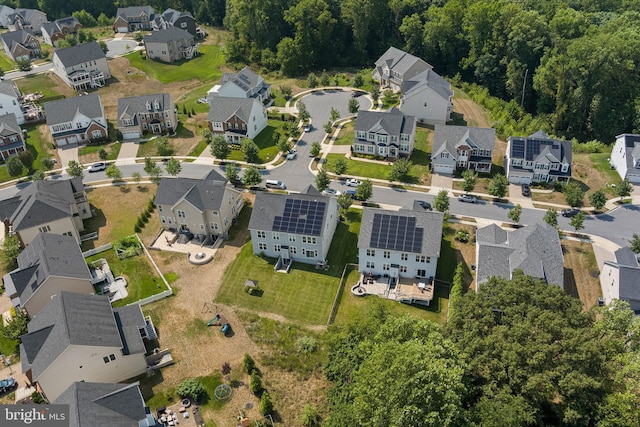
left=44, top=94, right=104, bottom=125
left=116, top=6, right=155, bottom=20
left=155, top=171, right=232, bottom=212
left=54, top=41, right=106, bottom=68
left=358, top=207, right=443, bottom=256
left=401, top=69, right=453, bottom=101
left=55, top=382, right=149, bottom=427
left=432, top=125, right=496, bottom=160
left=607, top=247, right=640, bottom=302
left=207, top=96, right=262, bottom=123
left=354, top=107, right=415, bottom=137
left=0, top=79, right=21, bottom=98
left=117, top=93, right=173, bottom=125
left=508, top=130, right=572, bottom=165
left=0, top=113, right=21, bottom=136
left=476, top=222, right=564, bottom=287
left=41, top=16, right=80, bottom=37
left=4, top=232, right=91, bottom=304
left=615, top=134, right=640, bottom=171
left=0, top=177, right=84, bottom=232
left=21, top=292, right=124, bottom=379
left=0, top=29, right=37, bottom=51
left=161, top=8, right=193, bottom=24
left=144, top=26, right=192, bottom=43
left=249, top=188, right=333, bottom=236
left=375, top=46, right=431, bottom=76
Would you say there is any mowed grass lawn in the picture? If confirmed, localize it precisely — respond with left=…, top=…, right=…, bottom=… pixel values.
left=16, top=73, right=67, bottom=99
left=126, top=45, right=224, bottom=84
left=0, top=125, right=56, bottom=182
left=334, top=121, right=354, bottom=145
left=216, top=208, right=360, bottom=325
left=227, top=120, right=288, bottom=163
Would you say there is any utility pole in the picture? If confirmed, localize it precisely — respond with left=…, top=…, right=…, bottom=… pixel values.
left=521, top=68, right=529, bottom=108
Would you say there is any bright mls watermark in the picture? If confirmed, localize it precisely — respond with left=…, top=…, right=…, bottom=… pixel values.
left=0, top=405, right=68, bottom=426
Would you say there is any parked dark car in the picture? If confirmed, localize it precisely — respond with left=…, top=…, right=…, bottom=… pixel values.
left=0, top=377, right=16, bottom=393
left=521, top=184, right=531, bottom=197
left=346, top=189, right=364, bottom=201
left=416, top=200, right=432, bottom=210
left=561, top=208, right=581, bottom=217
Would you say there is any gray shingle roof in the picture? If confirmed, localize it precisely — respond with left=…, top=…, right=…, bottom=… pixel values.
left=144, top=26, right=192, bottom=43
left=0, top=177, right=83, bottom=231
left=55, top=382, right=149, bottom=427
left=358, top=207, right=443, bottom=256
left=117, top=93, right=172, bottom=126
left=614, top=247, right=639, bottom=267
left=155, top=171, right=233, bottom=212
left=401, top=69, right=453, bottom=101
left=113, top=304, right=147, bottom=356
left=221, top=66, right=260, bottom=92
left=249, top=189, right=333, bottom=235
left=5, top=232, right=91, bottom=303
left=604, top=246, right=640, bottom=303
left=44, top=93, right=104, bottom=126
left=432, top=125, right=496, bottom=160
left=354, top=107, right=415, bottom=137
left=116, top=6, right=155, bottom=19
left=0, top=79, right=21, bottom=98
left=615, top=134, right=640, bottom=171
left=0, top=113, right=20, bottom=135
left=54, top=41, right=106, bottom=68
left=162, top=8, right=193, bottom=24
left=0, top=29, right=36, bottom=49
left=207, top=96, right=260, bottom=123
left=476, top=222, right=564, bottom=287
left=21, top=292, right=124, bottom=379
left=374, top=46, right=431, bottom=76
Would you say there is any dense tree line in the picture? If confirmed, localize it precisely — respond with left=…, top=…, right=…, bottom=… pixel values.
left=324, top=272, right=640, bottom=426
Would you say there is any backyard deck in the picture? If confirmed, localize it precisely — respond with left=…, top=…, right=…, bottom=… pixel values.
left=352, top=274, right=435, bottom=306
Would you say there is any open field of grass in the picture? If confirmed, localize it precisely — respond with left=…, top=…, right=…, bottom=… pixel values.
left=562, top=239, right=602, bottom=310
left=126, top=45, right=224, bottom=84
left=216, top=208, right=359, bottom=325
left=0, top=51, right=15, bottom=71
left=78, top=142, right=122, bottom=163
left=226, top=120, right=288, bottom=163
left=15, top=73, right=69, bottom=99
left=334, top=121, right=354, bottom=145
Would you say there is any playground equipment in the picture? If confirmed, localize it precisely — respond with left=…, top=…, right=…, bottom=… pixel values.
left=214, top=384, right=232, bottom=401
left=207, top=314, right=232, bottom=336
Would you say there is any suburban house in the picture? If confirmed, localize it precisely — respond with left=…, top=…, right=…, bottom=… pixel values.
left=0, top=113, right=26, bottom=160
left=249, top=186, right=339, bottom=266
left=144, top=27, right=197, bottom=62
left=114, top=6, right=155, bottom=33
left=152, top=8, right=196, bottom=37
left=431, top=125, right=496, bottom=175
left=6, top=8, right=47, bottom=34
left=475, top=222, right=564, bottom=290
left=207, top=97, right=267, bottom=143
left=358, top=207, right=443, bottom=280
left=44, top=94, right=108, bottom=147
left=41, top=16, right=82, bottom=46
left=155, top=170, right=244, bottom=241
left=117, top=93, right=177, bottom=139
left=372, top=46, right=452, bottom=125
left=0, top=79, right=25, bottom=124
left=52, top=41, right=111, bottom=91
left=0, top=5, right=15, bottom=28
left=0, top=177, right=93, bottom=246
left=2, top=232, right=93, bottom=319
left=207, top=67, right=271, bottom=104
left=55, top=382, right=158, bottom=427
left=0, top=29, right=41, bottom=62
left=600, top=247, right=640, bottom=312
left=352, top=107, right=416, bottom=159
left=506, top=130, right=572, bottom=184
left=20, top=291, right=156, bottom=402
left=610, top=134, right=640, bottom=184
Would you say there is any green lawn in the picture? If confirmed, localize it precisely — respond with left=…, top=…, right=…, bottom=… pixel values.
left=590, top=152, right=622, bottom=184
left=126, top=45, right=224, bottom=84
left=188, top=139, right=209, bottom=157
left=381, top=93, right=400, bottom=110
left=15, top=74, right=66, bottom=99
left=334, top=121, right=354, bottom=145
left=136, top=138, right=169, bottom=158
left=0, top=124, right=56, bottom=182
left=0, top=323, right=19, bottom=357
left=227, top=120, right=288, bottom=163
left=215, top=208, right=360, bottom=325
left=78, top=142, right=122, bottom=161
left=141, top=373, right=226, bottom=413
left=0, top=51, right=15, bottom=72
left=85, top=249, right=172, bottom=307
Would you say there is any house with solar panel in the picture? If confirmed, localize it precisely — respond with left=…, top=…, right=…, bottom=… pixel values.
left=610, top=134, right=640, bottom=184
left=352, top=107, right=416, bottom=159
left=505, top=130, right=572, bottom=184
left=358, top=207, right=444, bottom=281
left=431, top=125, right=496, bottom=175
left=475, top=222, right=564, bottom=291
left=20, top=291, right=156, bottom=402
left=207, top=66, right=271, bottom=104
left=3, top=233, right=93, bottom=319
left=248, top=186, right=339, bottom=269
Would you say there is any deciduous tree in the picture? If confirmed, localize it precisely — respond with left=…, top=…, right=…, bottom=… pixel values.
left=1, top=234, right=21, bottom=271
left=461, top=169, right=477, bottom=193
left=630, top=233, right=640, bottom=254
left=355, top=179, right=372, bottom=201
left=6, top=156, right=24, bottom=177
left=241, top=138, right=260, bottom=163
left=348, top=97, right=359, bottom=114
left=589, top=189, right=607, bottom=211
left=105, top=164, right=123, bottom=182
left=543, top=208, right=558, bottom=228
left=337, top=193, right=352, bottom=215
left=616, top=179, right=633, bottom=201
left=297, top=101, right=310, bottom=122
left=210, top=135, right=230, bottom=160
left=488, top=173, right=508, bottom=200
left=225, top=163, right=240, bottom=183
left=508, top=203, right=522, bottom=223
left=310, top=142, right=322, bottom=158
left=165, top=158, right=181, bottom=176
left=434, top=189, right=450, bottom=212
left=315, top=168, right=330, bottom=192
left=66, top=160, right=84, bottom=178
left=333, top=157, right=347, bottom=176
left=563, top=181, right=584, bottom=207
left=387, top=158, right=412, bottom=182
left=570, top=211, right=585, bottom=233
left=242, top=166, right=262, bottom=187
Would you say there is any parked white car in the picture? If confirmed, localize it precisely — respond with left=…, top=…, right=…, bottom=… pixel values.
left=286, top=149, right=297, bottom=160
left=322, top=188, right=341, bottom=196
left=88, top=162, right=107, bottom=173
left=346, top=179, right=362, bottom=187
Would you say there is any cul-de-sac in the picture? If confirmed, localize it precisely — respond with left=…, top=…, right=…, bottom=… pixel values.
left=0, top=2, right=640, bottom=427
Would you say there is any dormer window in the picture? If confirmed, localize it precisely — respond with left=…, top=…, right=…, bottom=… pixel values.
left=146, top=101, right=151, bottom=111
left=154, top=100, right=160, bottom=110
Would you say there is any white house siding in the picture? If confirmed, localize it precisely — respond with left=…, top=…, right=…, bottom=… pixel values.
left=246, top=104, right=268, bottom=140
left=400, top=86, right=451, bottom=125
left=600, top=263, right=619, bottom=305
left=320, top=197, right=339, bottom=260
left=250, top=229, right=330, bottom=264
left=358, top=247, right=437, bottom=279
left=0, top=93, right=25, bottom=124
left=145, top=41, right=173, bottom=62
left=37, top=345, right=147, bottom=402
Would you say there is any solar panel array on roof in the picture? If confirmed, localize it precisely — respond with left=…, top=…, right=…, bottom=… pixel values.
left=511, top=140, right=525, bottom=159
left=272, top=199, right=326, bottom=236
left=369, top=213, right=423, bottom=252
left=525, top=140, right=539, bottom=161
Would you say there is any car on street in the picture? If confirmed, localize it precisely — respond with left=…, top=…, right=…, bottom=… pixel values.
left=88, top=162, right=107, bottom=173
left=286, top=149, right=297, bottom=160
left=322, top=188, right=341, bottom=196
left=458, top=194, right=478, bottom=203
left=346, top=178, right=362, bottom=187
left=561, top=208, right=581, bottom=217
left=521, top=184, right=531, bottom=197
left=416, top=200, right=432, bottom=210
left=351, top=91, right=365, bottom=97
left=346, top=189, right=364, bottom=200
left=304, top=123, right=312, bottom=132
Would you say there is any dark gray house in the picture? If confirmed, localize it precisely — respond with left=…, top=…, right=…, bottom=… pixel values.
left=431, top=125, right=496, bottom=175
left=506, top=130, right=572, bottom=184
left=152, top=8, right=196, bottom=37
left=352, top=107, right=416, bottom=159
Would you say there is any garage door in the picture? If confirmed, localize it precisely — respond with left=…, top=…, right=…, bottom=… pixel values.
left=433, top=164, right=454, bottom=175
left=66, top=135, right=78, bottom=145
left=508, top=175, right=531, bottom=185
left=116, top=26, right=128, bottom=33
left=55, top=137, right=67, bottom=147
left=122, top=131, right=140, bottom=140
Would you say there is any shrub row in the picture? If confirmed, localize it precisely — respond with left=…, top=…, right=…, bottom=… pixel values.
left=134, top=198, right=156, bottom=233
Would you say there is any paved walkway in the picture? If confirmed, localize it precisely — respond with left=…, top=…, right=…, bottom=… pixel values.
left=57, top=145, right=78, bottom=168
left=115, top=140, right=140, bottom=166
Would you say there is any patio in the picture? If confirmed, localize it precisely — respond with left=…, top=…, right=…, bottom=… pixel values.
left=150, top=230, right=221, bottom=264
left=351, top=274, right=435, bottom=306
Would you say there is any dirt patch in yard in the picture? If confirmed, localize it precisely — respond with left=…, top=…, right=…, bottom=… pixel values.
left=452, top=97, right=490, bottom=128
left=561, top=239, right=602, bottom=310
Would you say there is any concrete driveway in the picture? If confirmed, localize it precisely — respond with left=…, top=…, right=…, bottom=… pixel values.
left=105, top=39, right=143, bottom=58
left=430, top=174, right=453, bottom=195
left=57, top=145, right=79, bottom=168
left=116, top=140, right=140, bottom=165
left=509, top=184, right=535, bottom=208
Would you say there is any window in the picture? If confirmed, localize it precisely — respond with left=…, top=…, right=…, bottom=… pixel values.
left=401, top=253, right=408, bottom=261
left=109, top=354, right=115, bottom=361
left=289, top=234, right=296, bottom=242
left=366, top=261, right=375, bottom=269
left=161, top=216, right=166, bottom=223
left=158, top=206, right=163, bottom=212
left=91, top=130, right=102, bottom=139
left=383, top=264, right=390, bottom=271
left=274, top=244, right=281, bottom=252
left=426, top=257, right=431, bottom=263
left=290, top=246, right=297, bottom=254
left=417, top=269, right=426, bottom=277
left=416, top=255, right=426, bottom=263
left=257, top=231, right=266, bottom=239
left=167, top=217, right=172, bottom=224
left=177, top=210, right=186, bottom=218
left=103, top=356, right=109, bottom=363
left=258, top=242, right=267, bottom=251
left=306, top=249, right=318, bottom=258
left=39, top=225, right=51, bottom=233
left=200, top=224, right=205, bottom=230
left=272, top=233, right=280, bottom=240
left=210, top=222, right=218, bottom=230
left=366, top=249, right=375, bottom=257
left=383, top=251, right=390, bottom=259
left=302, top=236, right=317, bottom=244
left=400, top=266, right=407, bottom=273
left=181, top=22, right=187, bottom=28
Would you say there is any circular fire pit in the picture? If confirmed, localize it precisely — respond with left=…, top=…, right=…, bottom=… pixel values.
left=195, top=252, right=206, bottom=260
left=187, top=252, right=213, bottom=265
left=351, top=285, right=366, bottom=296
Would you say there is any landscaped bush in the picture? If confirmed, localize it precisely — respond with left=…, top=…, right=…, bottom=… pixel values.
left=259, top=391, right=273, bottom=415
left=243, top=353, right=256, bottom=374
left=176, top=378, right=206, bottom=402
left=114, top=235, right=142, bottom=259
left=249, top=371, right=263, bottom=395
left=295, top=336, right=318, bottom=354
